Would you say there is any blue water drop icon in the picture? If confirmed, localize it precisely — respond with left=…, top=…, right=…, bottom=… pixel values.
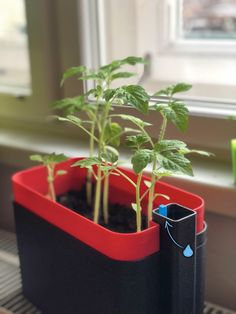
left=183, top=245, right=193, bottom=257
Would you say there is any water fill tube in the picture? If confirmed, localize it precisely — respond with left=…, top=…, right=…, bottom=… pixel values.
left=153, top=203, right=199, bottom=314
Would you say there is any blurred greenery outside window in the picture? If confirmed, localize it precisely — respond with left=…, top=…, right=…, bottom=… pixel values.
left=0, top=0, right=31, bottom=94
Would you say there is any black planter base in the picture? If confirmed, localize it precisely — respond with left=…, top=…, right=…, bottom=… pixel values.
left=14, top=203, right=206, bottom=314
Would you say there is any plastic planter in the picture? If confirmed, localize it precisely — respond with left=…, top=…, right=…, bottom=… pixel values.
left=12, top=158, right=206, bottom=314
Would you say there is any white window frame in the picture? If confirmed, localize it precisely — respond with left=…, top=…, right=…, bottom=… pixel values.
left=0, top=0, right=83, bottom=129
left=95, top=0, right=236, bottom=159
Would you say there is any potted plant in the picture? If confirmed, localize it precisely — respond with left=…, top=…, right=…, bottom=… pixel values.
left=13, top=57, right=209, bottom=314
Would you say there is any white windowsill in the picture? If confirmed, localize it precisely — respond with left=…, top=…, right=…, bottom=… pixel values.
left=0, top=128, right=235, bottom=219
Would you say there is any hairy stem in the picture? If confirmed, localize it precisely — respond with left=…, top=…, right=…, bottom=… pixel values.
left=101, top=102, right=111, bottom=223
left=103, top=173, right=109, bottom=224
left=136, top=172, right=143, bottom=232
left=147, top=116, right=167, bottom=227
left=147, top=156, right=157, bottom=227
left=47, top=165, right=56, bottom=202
left=93, top=164, right=102, bottom=223
left=86, top=122, right=95, bottom=206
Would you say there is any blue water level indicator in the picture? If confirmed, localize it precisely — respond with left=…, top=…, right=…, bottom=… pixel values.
left=183, top=245, right=193, bottom=257
left=159, top=204, right=167, bottom=217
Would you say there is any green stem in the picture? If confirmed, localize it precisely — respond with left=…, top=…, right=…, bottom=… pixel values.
left=147, top=156, right=157, bottom=227
left=147, top=116, right=168, bottom=227
left=136, top=172, right=143, bottom=232
left=47, top=165, right=56, bottom=202
left=103, top=173, right=109, bottom=224
left=100, top=102, right=111, bottom=224
left=114, top=168, right=137, bottom=188
left=86, top=122, right=95, bottom=206
left=93, top=164, right=102, bottom=223
left=93, top=100, right=110, bottom=224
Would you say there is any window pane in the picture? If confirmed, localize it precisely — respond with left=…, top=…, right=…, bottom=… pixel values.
left=0, top=0, right=31, bottom=92
left=181, top=0, right=236, bottom=40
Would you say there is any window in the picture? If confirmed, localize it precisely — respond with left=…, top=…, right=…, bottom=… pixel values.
left=83, top=0, right=236, bottom=159
left=0, top=0, right=31, bottom=94
left=180, top=0, right=236, bottom=40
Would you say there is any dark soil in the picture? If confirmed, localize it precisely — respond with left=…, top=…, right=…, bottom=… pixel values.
left=57, top=185, right=147, bottom=233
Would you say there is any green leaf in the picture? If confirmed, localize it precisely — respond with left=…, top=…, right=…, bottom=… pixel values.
left=57, top=115, right=82, bottom=127
left=154, top=140, right=187, bottom=153
left=114, top=114, right=151, bottom=129
left=30, top=154, right=43, bottom=163
left=121, top=56, right=147, bottom=65
left=114, top=85, right=149, bottom=114
left=179, top=148, right=213, bottom=157
left=172, top=83, right=192, bottom=95
left=144, top=180, right=151, bottom=188
left=154, top=83, right=192, bottom=97
left=131, top=149, right=153, bottom=174
left=51, top=96, right=85, bottom=114
left=131, top=203, right=138, bottom=212
left=154, top=88, right=171, bottom=97
left=47, top=153, right=67, bottom=163
left=30, top=153, right=67, bottom=165
left=124, top=127, right=141, bottom=134
left=155, top=102, right=189, bottom=132
left=156, top=151, right=193, bottom=176
left=101, top=146, right=119, bottom=163
left=104, top=89, right=116, bottom=102
left=104, top=122, right=123, bottom=147
left=71, top=158, right=101, bottom=168
left=111, top=72, right=135, bottom=81
left=126, top=134, right=150, bottom=149
left=170, top=101, right=189, bottom=131
left=56, top=170, right=67, bottom=176
left=153, top=168, right=173, bottom=179
left=61, top=66, right=86, bottom=86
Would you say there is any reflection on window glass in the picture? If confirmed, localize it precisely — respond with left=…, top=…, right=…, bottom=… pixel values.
left=181, top=0, right=236, bottom=40
left=0, top=0, right=31, bottom=92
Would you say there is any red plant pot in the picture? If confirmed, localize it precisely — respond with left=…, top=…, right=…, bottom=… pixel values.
left=12, top=157, right=205, bottom=314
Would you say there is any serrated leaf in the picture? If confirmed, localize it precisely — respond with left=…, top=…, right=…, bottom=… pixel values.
left=56, top=170, right=67, bottom=176
left=101, top=146, right=119, bottom=163
left=114, top=85, right=149, bottom=114
left=154, top=83, right=192, bottom=97
left=51, top=96, right=85, bottom=114
left=111, top=72, right=135, bottom=81
left=47, top=153, right=68, bottom=163
left=155, top=102, right=189, bottom=132
left=154, top=140, right=187, bottom=153
left=71, top=158, right=101, bottom=168
left=114, top=114, right=151, bottom=129
left=131, top=149, right=153, bottom=174
left=156, top=151, right=193, bottom=176
left=61, top=66, right=86, bottom=86
left=170, top=102, right=189, bottom=132
left=104, top=89, right=116, bottom=102
left=144, top=180, right=151, bottom=188
left=30, top=154, right=43, bottom=163
left=126, top=134, right=150, bottom=149
left=172, top=83, right=192, bottom=95
left=104, top=122, right=122, bottom=147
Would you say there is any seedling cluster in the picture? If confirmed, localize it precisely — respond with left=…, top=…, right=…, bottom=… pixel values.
left=31, top=56, right=210, bottom=232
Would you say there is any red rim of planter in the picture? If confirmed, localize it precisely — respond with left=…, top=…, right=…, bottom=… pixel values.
left=12, top=158, right=204, bottom=261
